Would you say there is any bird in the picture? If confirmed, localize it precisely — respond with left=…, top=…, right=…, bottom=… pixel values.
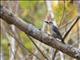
left=44, top=14, right=64, bottom=43
left=44, top=14, right=64, bottom=60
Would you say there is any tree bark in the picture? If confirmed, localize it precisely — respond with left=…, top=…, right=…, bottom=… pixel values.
left=0, top=5, right=80, bottom=59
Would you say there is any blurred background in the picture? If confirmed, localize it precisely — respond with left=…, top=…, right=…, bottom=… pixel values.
left=0, top=0, right=80, bottom=60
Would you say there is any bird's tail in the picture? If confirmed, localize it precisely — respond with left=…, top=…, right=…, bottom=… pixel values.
left=61, top=38, right=65, bottom=44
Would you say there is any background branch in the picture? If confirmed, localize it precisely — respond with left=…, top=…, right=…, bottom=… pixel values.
left=63, top=16, right=80, bottom=41
left=26, top=34, right=48, bottom=60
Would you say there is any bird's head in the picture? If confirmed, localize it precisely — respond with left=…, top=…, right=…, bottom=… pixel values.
left=44, top=13, right=53, bottom=24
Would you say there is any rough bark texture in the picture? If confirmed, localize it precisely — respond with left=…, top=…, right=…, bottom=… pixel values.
left=0, top=5, right=80, bottom=59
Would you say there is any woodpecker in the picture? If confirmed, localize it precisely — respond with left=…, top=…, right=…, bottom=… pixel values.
left=44, top=14, right=64, bottom=43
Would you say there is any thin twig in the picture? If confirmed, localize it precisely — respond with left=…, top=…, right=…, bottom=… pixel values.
left=59, top=3, right=74, bottom=27
left=26, top=34, right=49, bottom=60
left=8, top=32, right=41, bottom=60
left=77, top=19, right=80, bottom=48
left=59, top=0, right=65, bottom=27
left=5, top=34, right=16, bottom=60
left=59, top=18, right=74, bottom=29
left=63, top=16, right=80, bottom=41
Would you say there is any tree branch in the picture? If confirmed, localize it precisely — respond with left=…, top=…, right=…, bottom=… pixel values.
left=63, top=16, right=80, bottom=41
left=0, top=5, right=80, bottom=59
left=26, top=34, right=49, bottom=60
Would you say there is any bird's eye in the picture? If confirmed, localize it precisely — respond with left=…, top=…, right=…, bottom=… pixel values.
left=45, top=21, right=49, bottom=23
left=47, top=22, right=49, bottom=24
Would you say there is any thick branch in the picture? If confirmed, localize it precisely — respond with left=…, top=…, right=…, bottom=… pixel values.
left=0, top=6, right=80, bottom=59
